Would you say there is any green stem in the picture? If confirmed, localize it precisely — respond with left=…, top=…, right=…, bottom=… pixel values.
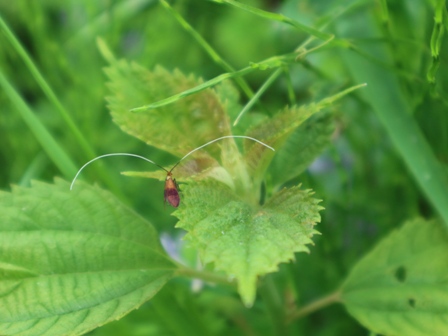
left=287, top=291, right=341, bottom=322
left=233, top=68, right=282, bottom=126
left=259, top=276, right=287, bottom=335
left=130, top=52, right=297, bottom=112
left=283, top=66, right=296, bottom=105
left=160, top=0, right=255, bottom=101
left=130, top=66, right=253, bottom=112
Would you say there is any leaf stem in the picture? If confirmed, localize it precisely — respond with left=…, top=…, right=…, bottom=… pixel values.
left=176, top=266, right=237, bottom=288
left=233, top=68, right=282, bottom=126
left=130, top=53, right=297, bottom=112
left=259, top=276, right=287, bottom=335
left=286, top=291, right=341, bottom=322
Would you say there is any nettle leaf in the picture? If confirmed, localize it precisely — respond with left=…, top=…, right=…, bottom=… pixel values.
left=341, top=218, right=448, bottom=335
left=244, top=85, right=364, bottom=185
left=0, top=179, right=176, bottom=336
left=105, top=61, right=233, bottom=159
left=244, top=102, right=324, bottom=184
left=268, top=113, right=335, bottom=188
left=174, top=180, right=322, bottom=306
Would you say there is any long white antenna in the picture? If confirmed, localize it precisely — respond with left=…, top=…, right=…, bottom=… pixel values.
left=70, top=136, right=275, bottom=190
left=70, top=153, right=168, bottom=190
left=170, top=135, right=275, bottom=172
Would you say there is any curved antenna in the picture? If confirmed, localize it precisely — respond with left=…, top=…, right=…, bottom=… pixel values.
left=70, top=153, right=168, bottom=190
left=169, top=135, right=275, bottom=172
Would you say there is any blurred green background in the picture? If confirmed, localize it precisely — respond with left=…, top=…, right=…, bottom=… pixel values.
left=1, top=0, right=447, bottom=335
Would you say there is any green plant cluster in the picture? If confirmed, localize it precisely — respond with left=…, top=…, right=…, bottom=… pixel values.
left=0, top=1, right=448, bottom=335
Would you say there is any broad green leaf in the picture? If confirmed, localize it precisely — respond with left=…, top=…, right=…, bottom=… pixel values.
left=268, top=113, right=335, bottom=189
left=105, top=61, right=233, bottom=159
left=174, top=180, right=322, bottom=306
left=341, top=218, right=448, bottom=336
left=0, top=179, right=176, bottom=336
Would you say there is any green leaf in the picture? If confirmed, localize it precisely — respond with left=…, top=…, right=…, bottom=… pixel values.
left=106, top=61, right=233, bottom=158
left=244, top=105, right=316, bottom=184
left=0, top=179, right=176, bottom=336
left=268, top=113, right=335, bottom=188
left=341, top=218, right=448, bottom=336
left=174, top=180, right=322, bottom=306
left=245, top=84, right=363, bottom=185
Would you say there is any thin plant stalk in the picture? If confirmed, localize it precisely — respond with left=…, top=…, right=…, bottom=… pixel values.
left=160, top=0, right=255, bottom=101
left=233, top=68, right=282, bottom=126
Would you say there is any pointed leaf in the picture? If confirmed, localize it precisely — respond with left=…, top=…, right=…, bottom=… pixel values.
left=268, top=113, right=335, bottom=188
left=341, top=218, right=448, bottom=336
left=174, top=180, right=322, bottom=306
left=244, top=103, right=321, bottom=183
left=245, top=84, right=364, bottom=183
left=106, top=61, right=232, bottom=158
left=0, top=179, right=176, bottom=336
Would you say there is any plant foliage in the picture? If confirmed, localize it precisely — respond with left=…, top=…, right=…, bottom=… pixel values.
left=1, top=0, right=447, bottom=335
left=0, top=179, right=175, bottom=335
left=106, top=59, right=336, bottom=305
left=342, top=219, right=448, bottom=336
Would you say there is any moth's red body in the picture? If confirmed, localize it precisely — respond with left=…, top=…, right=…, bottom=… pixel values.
left=164, top=172, right=180, bottom=207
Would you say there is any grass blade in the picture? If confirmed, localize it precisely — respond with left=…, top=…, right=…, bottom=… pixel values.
left=160, top=0, right=255, bottom=101
left=233, top=68, right=282, bottom=125
left=214, top=0, right=333, bottom=41
left=337, top=16, right=448, bottom=226
left=0, top=15, right=97, bottom=161
left=0, top=69, right=78, bottom=179
left=130, top=52, right=296, bottom=113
